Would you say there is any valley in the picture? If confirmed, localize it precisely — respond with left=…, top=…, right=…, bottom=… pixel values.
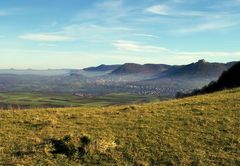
left=0, top=60, right=236, bottom=108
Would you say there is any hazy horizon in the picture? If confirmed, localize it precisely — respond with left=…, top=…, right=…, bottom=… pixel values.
left=0, top=59, right=237, bottom=70
left=0, top=0, right=240, bottom=69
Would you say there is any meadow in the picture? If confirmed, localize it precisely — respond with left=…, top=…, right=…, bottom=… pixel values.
left=0, top=88, right=239, bottom=165
left=0, top=92, right=160, bottom=108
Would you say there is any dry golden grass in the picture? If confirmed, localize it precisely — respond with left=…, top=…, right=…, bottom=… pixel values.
left=0, top=88, right=239, bottom=165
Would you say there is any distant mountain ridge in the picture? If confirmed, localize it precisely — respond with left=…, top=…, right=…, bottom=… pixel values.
left=0, top=60, right=238, bottom=98
left=176, top=61, right=240, bottom=98
left=195, top=61, right=240, bottom=94
left=82, top=60, right=238, bottom=80
left=83, top=64, right=121, bottom=72
left=110, top=63, right=171, bottom=75
left=159, top=59, right=236, bottom=79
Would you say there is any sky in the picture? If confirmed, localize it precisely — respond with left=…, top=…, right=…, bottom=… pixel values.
left=0, top=0, right=240, bottom=69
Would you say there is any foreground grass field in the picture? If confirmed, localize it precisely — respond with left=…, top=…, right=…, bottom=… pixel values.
left=0, top=89, right=239, bottom=165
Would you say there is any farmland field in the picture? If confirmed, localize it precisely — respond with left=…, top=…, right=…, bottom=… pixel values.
left=0, top=92, right=160, bottom=108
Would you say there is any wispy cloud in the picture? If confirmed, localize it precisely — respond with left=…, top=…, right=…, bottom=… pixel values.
left=144, top=1, right=240, bottom=35
left=210, top=0, right=240, bottom=9
left=113, top=40, right=169, bottom=52
left=146, top=4, right=221, bottom=18
left=0, top=10, right=14, bottom=16
left=146, top=5, right=170, bottom=15
left=58, top=23, right=133, bottom=42
left=73, top=0, right=128, bottom=25
left=133, top=33, right=160, bottom=38
left=19, top=34, right=75, bottom=42
left=19, top=23, right=133, bottom=43
left=176, top=22, right=237, bottom=34
left=112, top=40, right=240, bottom=64
left=0, top=11, right=9, bottom=16
left=0, top=8, right=24, bottom=16
left=63, top=24, right=132, bottom=34
left=38, top=43, right=58, bottom=47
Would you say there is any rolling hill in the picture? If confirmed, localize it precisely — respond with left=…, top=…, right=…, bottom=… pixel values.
left=105, top=60, right=237, bottom=81
left=0, top=60, right=238, bottom=100
left=0, top=88, right=239, bottom=165
left=83, top=64, right=121, bottom=72
left=111, top=63, right=170, bottom=75
left=190, top=61, right=240, bottom=95
left=160, top=59, right=236, bottom=79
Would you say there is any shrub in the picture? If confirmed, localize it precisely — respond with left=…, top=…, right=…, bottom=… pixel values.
left=47, top=135, right=91, bottom=159
left=50, top=138, right=76, bottom=158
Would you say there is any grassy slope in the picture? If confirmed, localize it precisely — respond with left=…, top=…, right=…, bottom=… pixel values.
left=0, top=89, right=239, bottom=165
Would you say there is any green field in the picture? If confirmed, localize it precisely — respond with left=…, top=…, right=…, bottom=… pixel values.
left=0, top=92, right=160, bottom=108
left=0, top=89, right=239, bottom=165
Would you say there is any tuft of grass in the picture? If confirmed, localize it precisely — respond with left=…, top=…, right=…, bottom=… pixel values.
left=0, top=88, right=239, bottom=165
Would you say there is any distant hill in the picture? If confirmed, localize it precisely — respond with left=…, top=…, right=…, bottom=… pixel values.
left=83, top=60, right=237, bottom=81
left=160, top=59, right=236, bottom=79
left=0, top=60, right=237, bottom=97
left=111, top=63, right=170, bottom=75
left=83, top=64, right=121, bottom=72
left=177, top=61, right=240, bottom=97
left=197, top=61, right=240, bottom=93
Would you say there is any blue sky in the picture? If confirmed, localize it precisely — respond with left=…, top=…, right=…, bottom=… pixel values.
left=0, top=0, right=240, bottom=69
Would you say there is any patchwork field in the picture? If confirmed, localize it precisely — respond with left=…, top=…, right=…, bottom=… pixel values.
left=0, top=89, right=239, bottom=165
left=0, top=92, right=160, bottom=108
